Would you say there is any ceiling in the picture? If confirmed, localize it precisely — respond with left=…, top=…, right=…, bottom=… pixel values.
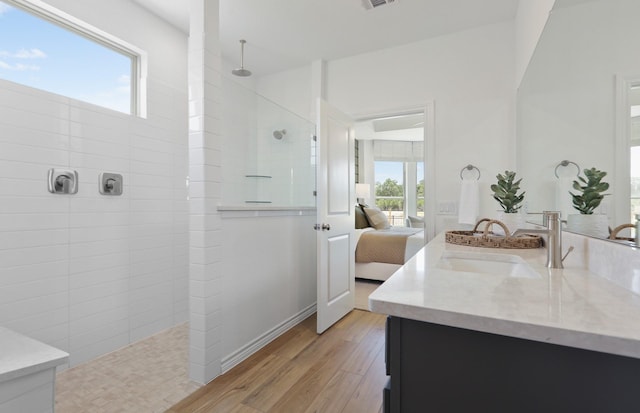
left=132, top=0, right=520, bottom=76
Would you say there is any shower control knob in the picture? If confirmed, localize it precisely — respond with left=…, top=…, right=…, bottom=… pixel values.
left=105, top=178, right=116, bottom=192
left=99, top=172, right=123, bottom=196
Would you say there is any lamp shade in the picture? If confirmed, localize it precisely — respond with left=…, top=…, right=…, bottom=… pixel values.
left=356, top=183, right=371, bottom=199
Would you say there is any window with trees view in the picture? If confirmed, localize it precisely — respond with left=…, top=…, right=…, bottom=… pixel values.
left=375, top=161, right=424, bottom=227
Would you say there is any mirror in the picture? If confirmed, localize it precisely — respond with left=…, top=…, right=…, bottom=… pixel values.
left=516, top=0, right=640, bottom=244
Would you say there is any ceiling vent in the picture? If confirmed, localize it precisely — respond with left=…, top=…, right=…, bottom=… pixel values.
left=362, top=0, right=397, bottom=10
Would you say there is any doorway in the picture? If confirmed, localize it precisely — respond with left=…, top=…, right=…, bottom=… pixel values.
left=353, top=104, right=435, bottom=240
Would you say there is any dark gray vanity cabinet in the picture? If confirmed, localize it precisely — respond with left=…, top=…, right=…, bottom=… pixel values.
left=385, top=316, right=640, bottom=413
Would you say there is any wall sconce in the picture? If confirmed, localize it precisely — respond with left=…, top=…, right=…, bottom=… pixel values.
left=356, top=183, right=371, bottom=205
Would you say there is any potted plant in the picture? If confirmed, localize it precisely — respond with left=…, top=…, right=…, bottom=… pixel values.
left=491, top=171, right=525, bottom=234
left=567, top=167, right=610, bottom=237
left=491, top=171, right=525, bottom=213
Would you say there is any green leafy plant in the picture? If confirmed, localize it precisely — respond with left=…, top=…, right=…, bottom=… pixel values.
left=570, top=167, right=609, bottom=214
left=491, top=171, right=525, bottom=213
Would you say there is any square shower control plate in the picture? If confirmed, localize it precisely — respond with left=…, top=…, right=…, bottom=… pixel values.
left=99, top=172, right=123, bottom=195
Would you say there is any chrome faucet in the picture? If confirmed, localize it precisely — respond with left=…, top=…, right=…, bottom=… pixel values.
left=512, top=211, right=565, bottom=269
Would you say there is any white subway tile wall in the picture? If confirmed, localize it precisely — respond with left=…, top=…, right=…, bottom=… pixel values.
left=0, top=76, right=188, bottom=368
left=187, top=0, right=224, bottom=384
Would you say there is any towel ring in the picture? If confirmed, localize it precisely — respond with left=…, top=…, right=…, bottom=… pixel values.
left=554, top=160, right=580, bottom=178
left=460, top=164, right=480, bottom=180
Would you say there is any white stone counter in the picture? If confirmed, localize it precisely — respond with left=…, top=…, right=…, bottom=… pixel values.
left=369, top=232, right=640, bottom=359
left=0, top=327, right=68, bottom=383
left=0, top=327, right=68, bottom=412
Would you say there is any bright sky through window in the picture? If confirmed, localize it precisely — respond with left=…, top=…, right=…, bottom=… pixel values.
left=0, top=1, right=133, bottom=114
left=376, top=161, right=404, bottom=184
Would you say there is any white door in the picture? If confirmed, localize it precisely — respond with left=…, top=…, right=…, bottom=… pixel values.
left=316, top=98, right=355, bottom=334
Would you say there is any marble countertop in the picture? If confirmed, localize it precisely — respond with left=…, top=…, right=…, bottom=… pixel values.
left=368, top=232, right=640, bottom=359
left=0, top=327, right=68, bottom=383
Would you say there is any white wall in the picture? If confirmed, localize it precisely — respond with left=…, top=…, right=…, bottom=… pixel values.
left=256, top=66, right=314, bottom=122
left=0, top=0, right=188, bottom=368
left=326, top=21, right=516, bottom=233
left=515, top=0, right=556, bottom=88
left=219, top=210, right=316, bottom=370
left=188, top=0, right=224, bottom=384
left=213, top=65, right=317, bottom=378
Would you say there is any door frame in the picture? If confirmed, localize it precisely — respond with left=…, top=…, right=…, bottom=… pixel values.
left=615, top=74, right=640, bottom=227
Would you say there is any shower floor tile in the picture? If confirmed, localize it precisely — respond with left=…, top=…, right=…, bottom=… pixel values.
left=55, top=322, right=200, bottom=413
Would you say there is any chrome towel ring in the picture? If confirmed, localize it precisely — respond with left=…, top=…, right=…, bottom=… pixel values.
left=460, top=164, right=481, bottom=180
left=554, top=160, right=580, bottom=178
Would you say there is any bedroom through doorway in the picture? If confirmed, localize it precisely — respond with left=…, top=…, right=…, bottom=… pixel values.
left=354, top=111, right=426, bottom=229
left=353, top=108, right=432, bottom=286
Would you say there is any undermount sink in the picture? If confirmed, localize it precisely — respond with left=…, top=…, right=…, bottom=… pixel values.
left=437, top=250, right=540, bottom=278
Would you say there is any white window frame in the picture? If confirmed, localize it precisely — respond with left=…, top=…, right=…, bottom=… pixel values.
left=4, top=0, right=147, bottom=117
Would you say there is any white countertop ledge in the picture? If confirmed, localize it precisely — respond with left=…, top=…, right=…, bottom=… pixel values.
left=369, top=232, right=640, bottom=359
left=0, top=327, right=69, bottom=383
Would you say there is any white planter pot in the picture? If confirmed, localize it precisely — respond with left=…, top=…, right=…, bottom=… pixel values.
left=493, top=212, right=525, bottom=236
left=566, top=214, right=609, bottom=238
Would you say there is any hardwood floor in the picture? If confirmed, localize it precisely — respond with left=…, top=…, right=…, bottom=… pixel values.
left=166, top=310, right=387, bottom=413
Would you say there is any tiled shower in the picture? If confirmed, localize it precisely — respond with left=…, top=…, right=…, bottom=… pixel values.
left=0, top=77, right=189, bottom=368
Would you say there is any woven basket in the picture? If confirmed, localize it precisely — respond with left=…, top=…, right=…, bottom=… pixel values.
left=608, top=223, right=635, bottom=242
left=445, top=218, right=543, bottom=249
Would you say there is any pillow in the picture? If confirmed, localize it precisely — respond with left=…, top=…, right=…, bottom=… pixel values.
left=363, top=206, right=391, bottom=230
left=406, top=215, right=424, bottom=228
left=355, top=205, right=371, bottom=229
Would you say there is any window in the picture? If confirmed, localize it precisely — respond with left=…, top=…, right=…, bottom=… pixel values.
left=373, top=140, right=424, bottom=226
left=416, top=161, right=424, bottom=215
left=374, top=161, right=405, bottom=226
left=0, top=0, right=144, bottom=115
left=374, top=161, right=425, bottom=226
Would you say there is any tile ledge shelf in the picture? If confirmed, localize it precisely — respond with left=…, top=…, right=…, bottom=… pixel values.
left=217, top=205, right=316, bottom=218
left=1, top=327, right=68, bottom=412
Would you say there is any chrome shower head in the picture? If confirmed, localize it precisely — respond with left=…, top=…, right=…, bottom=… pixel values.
left=273, top=129, right=286, bottom=140
left=232, top=39, right=252, bottom=77
left=232, top=68, right=252, bottom=77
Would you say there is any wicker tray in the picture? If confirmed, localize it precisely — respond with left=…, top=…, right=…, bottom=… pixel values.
left=445, top=218, right=543, bottom=249
left=609, top=223, right=635, bottom=242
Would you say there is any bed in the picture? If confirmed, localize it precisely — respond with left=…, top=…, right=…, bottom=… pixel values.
left=354, top=205, right=425, bottom=281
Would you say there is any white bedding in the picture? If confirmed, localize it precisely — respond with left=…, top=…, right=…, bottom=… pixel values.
left=354, top=227, right=425, bottom=281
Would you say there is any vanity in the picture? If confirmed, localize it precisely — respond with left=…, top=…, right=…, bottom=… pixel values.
left=369, top=232, right=640, bottom=412
left=0, top=327, right=68, bottom=413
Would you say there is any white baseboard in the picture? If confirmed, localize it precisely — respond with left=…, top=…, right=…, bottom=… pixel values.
left=220, top=303, right=317, bottom=374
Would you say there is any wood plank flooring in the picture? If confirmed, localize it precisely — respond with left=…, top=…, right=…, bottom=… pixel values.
left=166, top=310, right=387, bottom=413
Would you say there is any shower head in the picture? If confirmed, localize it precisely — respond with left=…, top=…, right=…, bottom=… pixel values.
left=232, top=39, right=252, bottom=77
left=273, top=129, right=286, bottom=140
left=232, top=68, right=252, bottom=77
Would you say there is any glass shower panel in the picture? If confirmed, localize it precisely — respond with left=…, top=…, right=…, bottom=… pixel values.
left=221, top=78, right=316, bottom=208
